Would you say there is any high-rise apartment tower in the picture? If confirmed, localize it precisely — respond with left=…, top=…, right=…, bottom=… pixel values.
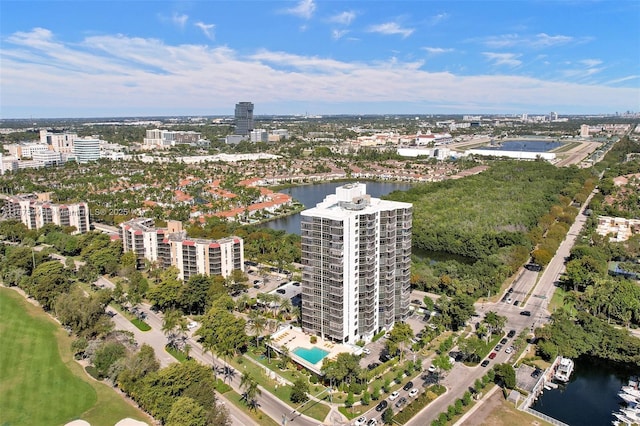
left=300, top=183, right=412, bottom=344
left=234, top=102, right=254, bottom=136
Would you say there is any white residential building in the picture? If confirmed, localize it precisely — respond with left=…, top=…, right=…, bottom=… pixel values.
left=4, top=193, right=89, bottom=234
left=300, top=183, right=412, bottom=344
left=120, top=218, right=244, bottom=281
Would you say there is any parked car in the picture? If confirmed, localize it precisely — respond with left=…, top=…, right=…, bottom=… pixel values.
left=276, top=288, right=286, bottom=294
left=409, top=388, right=418, bottom=398
left=354, top=416, right=367, bottom=426
left=367, top=419, right=378, bottom=426
left=367, top=362, right=380, bottom=370
left=508, top=287, right=514, bottom=293
left=428, top=364, right=436, bottom=373
left=507, top=329, right=516, bottom=338
left=389, top=391, right=400, bottom=401
left=505, top=346, right=514, bottom=354
left=495, top=344, right=503, bottom=352
left=520, top=310, right=532, bottom=316
left=395, top=397, right=407, bottom=408
left=362, top=348, right=371, bottom=355
left=187, top=321, right=199, bottom=330
left=481, top=360, right=490, bottom=367
left=403, top=381, right=413, bottom=391
left=506, top=297, right=512, bottom=303
left=514, top=300, right=521, bottom=306
left=488, top=352, right=497, bottom=359
left=375, top=400, right=388, bottom=412
left=500, top=338, right=508, bottom=344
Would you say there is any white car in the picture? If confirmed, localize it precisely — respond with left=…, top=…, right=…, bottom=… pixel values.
left=505, top=346, right=514, bottom=354
left=354, top=416, right=367, bottom=426
left=428, top=365, right=437, bottom=373
left=389, top=391, right=400, bottom=401
left=409, top=388, right=418, bottom=398
left=187, top=321, right=199, bottom=330
left=362, top=348, right=371, bottom=355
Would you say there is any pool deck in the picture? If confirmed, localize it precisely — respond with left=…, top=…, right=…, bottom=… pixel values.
left=270, top=326, right=358, bottom=375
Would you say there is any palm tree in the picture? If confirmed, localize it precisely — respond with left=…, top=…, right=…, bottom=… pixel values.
left=248, top=311, right=267, bottom=348
left=236, top=293, right=251, bottom=312
left=240, top=372, right=261, bottom=410
left=263, top=334, right=274, bottom=364
left=278, top=298, right=292, bottom=318
left=162, top=308, right=181, bottom=349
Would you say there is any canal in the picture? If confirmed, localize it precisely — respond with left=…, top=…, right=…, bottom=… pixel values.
left=260, top=181, right=414, bottom=235
left=531, top=356, right=639, bottom=425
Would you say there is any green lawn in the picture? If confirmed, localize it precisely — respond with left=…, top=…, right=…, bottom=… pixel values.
left=0, top=288, right=149, bottom=426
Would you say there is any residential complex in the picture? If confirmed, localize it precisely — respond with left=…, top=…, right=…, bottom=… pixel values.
left=596, top=216, right=640, bottom=242
left=234, top=102, right=254, bottom=136
left=3, top=193, right=89, bottom=234
left=143, top=129, right=202, bottom=148
left=300, top=183, right=412, bottom=344
left=119, top=218, right=244, bottom=281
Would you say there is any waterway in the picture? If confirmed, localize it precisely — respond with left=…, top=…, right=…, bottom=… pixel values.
left=531, top=357, right=639, bottom=426
left=482, top=139, right=562, bottom=152
left=261, top=181, right=414, bottom=235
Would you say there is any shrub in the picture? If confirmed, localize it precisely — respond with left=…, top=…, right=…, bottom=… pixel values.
left=310, top=335, right=317, bottom=344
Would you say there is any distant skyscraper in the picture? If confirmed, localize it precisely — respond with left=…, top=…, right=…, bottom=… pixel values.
left=300, top=183, right=412, bottom=344
left=234, top=102, right=254, bottom=136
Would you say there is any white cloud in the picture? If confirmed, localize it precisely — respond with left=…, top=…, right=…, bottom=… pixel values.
left=172, top=13, right=189, bottom=28
left=195, top=22, right=215, bottom=40
left=480, top=33, right=574, bottom=49
left=367, top=22, right=414, bottom=38
left=284, top=0, right=316, bottom=20
left=332, top=29, right=349, bottom=40
left=1, top=28, right=636, bottom=117
left=329, top=11, right=356, bottom=25
left=482, top=52, right=522, bottom=67
left=580, top=59, right=602, bottom=68
left=423, top=47, right=454, bottom=55
left=605, top=75, right=639, bottom=85
left=430, top=13, right=449, bottom=25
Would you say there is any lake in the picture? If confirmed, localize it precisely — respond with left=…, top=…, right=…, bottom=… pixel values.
left=482, top=140, right=562, bottom=152
left=260, top=181, right=415, bottom=235
left=531, top=357, right=639, bottom=425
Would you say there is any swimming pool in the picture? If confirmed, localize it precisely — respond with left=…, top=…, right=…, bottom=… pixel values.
left=292, top=346, right=330, bottom=365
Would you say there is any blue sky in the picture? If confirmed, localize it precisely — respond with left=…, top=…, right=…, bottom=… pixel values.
left=1, top=0, right=639, bottom=118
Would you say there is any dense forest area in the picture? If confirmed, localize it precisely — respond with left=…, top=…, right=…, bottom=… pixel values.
left=386, top=160, right=595, bottom=298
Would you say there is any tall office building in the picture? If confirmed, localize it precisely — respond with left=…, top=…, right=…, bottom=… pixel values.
left=73, top=138, right=101, bottom=163
left=234, top=102, right=254, bottom=136
left=300, top=183, right=412, bottom=344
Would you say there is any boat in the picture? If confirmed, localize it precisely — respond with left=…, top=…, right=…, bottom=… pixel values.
left=619, top=391, right=640, bottom=405
left=554, top=357, right=574, bottom=382
left=622, top=386, right=640, bottom=399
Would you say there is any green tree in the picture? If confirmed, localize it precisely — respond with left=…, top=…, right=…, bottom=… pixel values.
left=166, top=397, right=207, bottom=426
left=382, top=407, right=394, bottom=424
left=92, top=341, right=126, bottom=378
left=493, top=363, right=516, bottom=389
left=291, top=378, right=309, bottom=404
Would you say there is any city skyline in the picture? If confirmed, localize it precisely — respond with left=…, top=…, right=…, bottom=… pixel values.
left=1, top=0, right=639, bottom=118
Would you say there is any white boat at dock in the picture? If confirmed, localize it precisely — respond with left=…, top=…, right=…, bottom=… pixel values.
left=554, top=357, right=574, bottom=382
